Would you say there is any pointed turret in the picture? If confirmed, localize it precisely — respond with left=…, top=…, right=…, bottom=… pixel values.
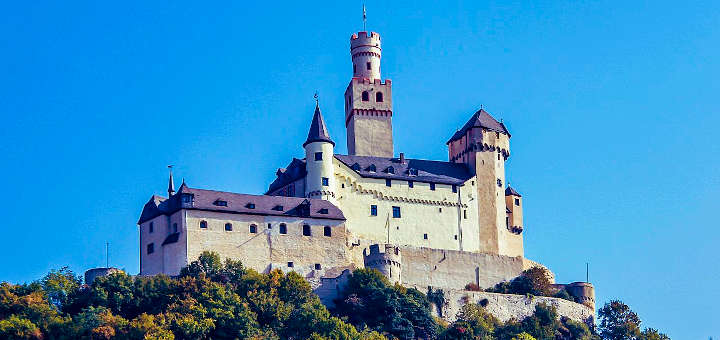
left=167, top=165, right=175, bottom=197
left=303, top=103, right=335, bottom=147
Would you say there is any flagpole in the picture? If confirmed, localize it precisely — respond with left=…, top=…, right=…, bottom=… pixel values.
left=363, top=4, right=367, bottom=31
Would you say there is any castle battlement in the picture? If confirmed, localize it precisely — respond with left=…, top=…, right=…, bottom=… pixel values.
left=363, top=244, right=402, bottom=284
left=350, top=31, right=381, bottom=44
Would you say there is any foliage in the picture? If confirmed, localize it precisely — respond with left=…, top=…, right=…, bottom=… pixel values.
left=486, top=267, right=553, bottom=297
left=334, top=268, right=438, bottom=340
left=598, top=300, right=641, bottom=340
left=465, top=283, right=482, bottom=292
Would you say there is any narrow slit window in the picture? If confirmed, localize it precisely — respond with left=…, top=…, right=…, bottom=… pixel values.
left=423, top=233, right=428, bottom=240
left=385, top=179, right=392, bottom=187
left=408, top=181, right=414, bottom=188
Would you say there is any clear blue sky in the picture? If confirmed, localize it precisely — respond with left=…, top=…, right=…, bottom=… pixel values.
left=1, top=1, right=718, bottom=338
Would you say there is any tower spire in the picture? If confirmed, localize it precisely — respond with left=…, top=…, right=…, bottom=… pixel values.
left=167, top=165, right=175, bottom=197
left=303, top=98, right=334, bottom=147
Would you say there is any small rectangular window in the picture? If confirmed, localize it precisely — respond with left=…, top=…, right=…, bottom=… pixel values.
left=249, top=225, right=257, bottom=233
left=385, top=179, right=392, bottom=187
left=147, top=243, right=154, bottom=255
left=324, top=226, right=331, bottom=237
left=225, top=223, right=233, bottom=231
left=430, top=183, right=436, bottom=191
left=315, top=263, right=322, bottom=270
left=319, top=208, right=329, bottom=214
left=246, top=203, right=255, bottom=209
left=173, top=223, right=178, bottom=233
left=366, top=62, right=371, bottom=70
left=408, top=181, right=414, bottom=188
left=370, top=205, right=377, bottom=216
left=439, top=208, right=442, bottom=213
left=214, top=200, right=228, bottom=206
left=452, top=185, right=457, bottom=193
left=303, top=224, right=311, bottom=236
left=322, top=177, right=329, bottom=186
left=268, top=223, right=272, bottom=229
left=200, top=221, right=208, bottom=229
left=287, top=262, right=294, bottom=268
left=515, top=198, right=520, bottom=206
left=279, top=224, right=287, bottom=234
left=454, top=235, right=458, bottom=240
left=149, top=222, right=154, bottom=233
left=423, top=233, right=428, bottom=240
left=392, top=206, right=401, bottom=218
left=464, top=210, right=467, bottom=219
left=315, top=152, right=323, bottom=161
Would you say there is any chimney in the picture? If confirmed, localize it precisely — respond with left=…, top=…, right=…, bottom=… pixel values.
left=399, top=153, right=406, bottom=164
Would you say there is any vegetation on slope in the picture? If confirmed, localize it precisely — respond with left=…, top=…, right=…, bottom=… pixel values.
left=0, top=252, right=668, bottom=340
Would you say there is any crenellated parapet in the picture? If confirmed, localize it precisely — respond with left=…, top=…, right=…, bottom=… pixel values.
left=363, top=244, right=402, bottom=284
left=553, top=282, right=596, bottom=310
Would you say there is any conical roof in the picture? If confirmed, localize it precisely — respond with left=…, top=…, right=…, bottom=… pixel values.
left=303, top=104, right=335, bottom=147
left=446, top=109, right=510, bottom=144
left=505, top=186, right=521, bottom=197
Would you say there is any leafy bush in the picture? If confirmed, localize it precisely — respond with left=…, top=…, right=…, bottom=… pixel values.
left=465, top=283, right=482, bottom=291
left=486, top=267, right=553, bottom=297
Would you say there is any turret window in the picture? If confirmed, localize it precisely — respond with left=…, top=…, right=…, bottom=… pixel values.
left=515, top=198, right=520, bottom=206
left=315, top=152, right=323, bottom=161
left=362, top=91, right=369, bottom=101
left=322, top=177, right=329, bottom=186
left=366, top=62, right=371, bottom=70
left=376, top=92, right=383, bottom=102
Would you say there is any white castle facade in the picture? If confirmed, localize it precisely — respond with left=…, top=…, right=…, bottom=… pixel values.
left=136, top=29, right=595, bottom=322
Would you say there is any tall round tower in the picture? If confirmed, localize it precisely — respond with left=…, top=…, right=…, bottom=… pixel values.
left=351, top=31, right=381, bottom=80
left=304, top=103, right=337, bottom=204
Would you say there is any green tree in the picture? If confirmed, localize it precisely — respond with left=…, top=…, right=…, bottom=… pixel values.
left=598, top=300, right=642, bottom=340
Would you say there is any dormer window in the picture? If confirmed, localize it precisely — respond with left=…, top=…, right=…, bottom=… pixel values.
left=362, top=91, right=369, bottom=101
left=213, top=199, right=228, bottom=207
left=246, top=203, right=255, bottom=209
left=376, top=92, right=383, bottom=102
left=319, top=208, right=329, bottom=214
left=367, top=164, right=376, bottom=172
left=181, top=193, right=193, bottom=204
left=351, top=163, right=361, bottom=171
left=272, top=205, right=284, bottom=211
left=385, top=166, right=395, bottom=174
left=408, top=168, right=418, bottom=176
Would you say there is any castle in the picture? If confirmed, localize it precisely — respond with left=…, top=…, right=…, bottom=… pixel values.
left=136, top=29, right=595, bottom=322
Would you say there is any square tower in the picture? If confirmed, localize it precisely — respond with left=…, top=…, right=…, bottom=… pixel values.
left=344, top=32, right=394, bottom=157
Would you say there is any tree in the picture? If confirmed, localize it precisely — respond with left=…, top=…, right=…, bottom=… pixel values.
left=40, top=267, right=82, bottom=310
left=598, top=300, right=642, bottom=340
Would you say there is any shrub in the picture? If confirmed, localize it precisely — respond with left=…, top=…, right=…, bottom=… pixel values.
left=465, top=283, right=482, bottom=291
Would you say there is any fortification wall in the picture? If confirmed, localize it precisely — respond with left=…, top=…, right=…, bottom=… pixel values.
left=401, top=246, right=525, bottom=290
left=439, top=289, right=595, bottom=324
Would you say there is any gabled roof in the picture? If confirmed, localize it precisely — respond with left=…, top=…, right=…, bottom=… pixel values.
left=505, top=186, right=522, bottom=197
left=138, top=184, right=344, bottom=224
left=447, top=109, right=510, bottom=144
left=267, top=158, right=307, bottom=193
left=303, top=104, right=334, bottom=147
left=335, top=154, right=473, bottom=185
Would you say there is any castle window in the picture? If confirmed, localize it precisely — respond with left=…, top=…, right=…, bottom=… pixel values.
left=497, top=179, right=502, bottom=187
left=452, top=185, right=457, bottom=193
left=315, top=263, right=322, bottom=270
left=319, top=208, right=329, bottom=214
left=392, top=206, right=401, bottom=218
left=225, top=223, right=233, bottom=231
left=464, top=210, right=467, bottom=219
left=173, top=223, right=178, bottom=233
left=454, top=235, right=458, bottom=240
left=498, top=153, right=501, bottom=160
left=353, top=63, right=357, bottom=73
left=366, top=61, right=371, bottom=70
left=385, top=179, right=392, bottom=187
left=351, top=163, right=361, bottom=171
left=249, top=224, right=257, bottom=233
left=181, top=193, right=193, bottom=204
left=315, top=152, right=323, bottom=161
left=423, top=233, right=428, bottom=240
left=439, top=208, right=442, bottom=213
left=506, top=217, right=510, bottom=228
left=246, top=203, right=255, bottom=209
left=324, top=226, right=332, bottom=237
left=376, top=92, right=383, bottom=102
left=386, top=166, right=394, bottom=174
left=149, top=222, right=154, bottom=233
left=430, top=183, right=436, bottom=191
left=287, top=262, right=294, bottom=268
left=279, top=223, right=287, bottom=234
left=367, top=164, right=376, bottom=172
left=200, top=221, right=207, bottom=229
left=370, top=205, right=377, bottom=216
left=303, top=224, right=312, bottom=236
left=362, top=91, right=369, bottom=101
left=515, top=198, right=520, bottom=206
left=272, top=205, right=284, bottom=211
left=147, top=243, right=154, bottom=255
left=268, top=223, right=271, bottom=229
left=472, top=181, right=475, bottom=186
left=213, top=199, right=228, bottom=207
left=408, top=181, right=414, bottom=188
left=342, top=183, right=345, bottom=188
left=322, top=177, right=329, bottom=186
left=408, top=168, right=418, bottom=176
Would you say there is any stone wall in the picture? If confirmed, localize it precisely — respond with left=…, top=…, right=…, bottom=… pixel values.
left=438, top=289, right=595, bottom=324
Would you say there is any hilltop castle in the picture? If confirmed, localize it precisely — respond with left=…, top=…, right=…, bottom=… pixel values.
left=137, top=29, right=595, bottom=322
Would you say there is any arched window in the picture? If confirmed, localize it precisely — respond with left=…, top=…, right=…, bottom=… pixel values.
left=279, top=223, right=287, bottom=234
left=225, top=223, right=233, bottom=231
left=249, top=224, right=257, bottom=233
left=362, top=91, right=369, bottom=101
left=376, top=92, right=383, bottom=102
left=199, top=221, right=207, bottom=229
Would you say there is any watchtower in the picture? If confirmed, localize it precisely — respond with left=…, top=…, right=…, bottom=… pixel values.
left=363, top=244, right=402, bottom=285
left=344, top=31, right=394, bottom=157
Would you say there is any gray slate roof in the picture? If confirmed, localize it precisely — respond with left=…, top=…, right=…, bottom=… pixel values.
left=303, top=104, right=334, bottom=147
left=505, top=186, right=522, bottom=197
left=267, top=158, right=307, bottom=193
left=447, top=109, right=510, bottom=144
left=334, top=154, right=472, bottom=185
left=138, top=184, right=345, bottom=224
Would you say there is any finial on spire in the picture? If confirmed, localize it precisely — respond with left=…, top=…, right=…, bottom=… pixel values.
left=167, top=165, right=175, bottom=197
left=480, top=104, right=484, bottom=110
left=314, top=91, right=319, bottom=106
left=362, top=4, right=367, bottom=31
